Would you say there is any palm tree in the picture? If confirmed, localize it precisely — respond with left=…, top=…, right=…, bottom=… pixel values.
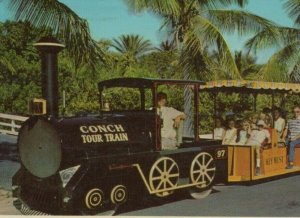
left=156, top=40, right=177, bottom=52
left=124, top=0, right=277, bottom=136
left=112, top=34, right=153, bottom=58
left=234, top=51, right=262, bottom=79
left=112, top=34, right=153, bottom=76
left=8, top=0, right=104, bottom=67
left=246, top=0, right=300, bottom=82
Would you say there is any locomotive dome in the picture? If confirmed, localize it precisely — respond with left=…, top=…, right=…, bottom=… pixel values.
left=18, top=118, right=62, bottom=178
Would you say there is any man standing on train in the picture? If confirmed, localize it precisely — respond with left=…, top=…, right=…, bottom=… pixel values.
left=283, top=105, right=300, bottom=169
left=157, top=92, right=186, bottom=149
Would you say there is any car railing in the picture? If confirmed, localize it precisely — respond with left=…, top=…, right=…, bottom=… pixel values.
left=0, top=113, right=29, bottom=136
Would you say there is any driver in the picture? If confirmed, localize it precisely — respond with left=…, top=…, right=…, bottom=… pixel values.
left=157, top=92, right=186, bottom=149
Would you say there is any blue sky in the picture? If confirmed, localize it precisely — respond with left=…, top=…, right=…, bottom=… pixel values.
left=0, top=0, right=295, bottom=62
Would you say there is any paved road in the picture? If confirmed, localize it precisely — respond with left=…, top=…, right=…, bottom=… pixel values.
left=0, top=134, right=300, bottom=216
left=0, top=162, right=300, bottom=216
left=0, top=134, right=18, bottom=191
left=118, top=175, right=300, bottom=216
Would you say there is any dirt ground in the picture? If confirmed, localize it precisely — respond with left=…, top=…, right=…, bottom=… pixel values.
left=0, top=189, right=21, bottom=215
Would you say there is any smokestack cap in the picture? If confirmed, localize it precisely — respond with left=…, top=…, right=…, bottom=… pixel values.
left=34, top=36, right=65, bottom=52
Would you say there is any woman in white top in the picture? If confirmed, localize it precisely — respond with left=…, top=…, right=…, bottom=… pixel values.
left=236, top=120, right=251, bottom=145
left=273, top=107, right=286, bottom=141
left=222, top=119, right=237, bottom=145
left=213, top=117, right=225, bottom=140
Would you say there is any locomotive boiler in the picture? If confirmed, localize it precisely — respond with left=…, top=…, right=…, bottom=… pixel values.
left=12, top=38, right=228, bottom=215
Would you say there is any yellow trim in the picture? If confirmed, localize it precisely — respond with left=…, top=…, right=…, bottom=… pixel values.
left=132, top=164, right=206, bottom=195
left=85, top=188, right=103, bottom=209
left=200, top=80, right=300, bottom=93
left=228, top=175, right=242, bottom=182
left=252, top=166, right=300, bottom=180
left=110, top=185, right=127, bottom=204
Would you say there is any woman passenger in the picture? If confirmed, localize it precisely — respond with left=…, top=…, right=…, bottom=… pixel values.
left=264, top=114, right=273, bottom=128
left=261, top=107, right=273, bottom=128
left=274, top=107, right=286, bottom=141
left=236, top=120, right=251, bottom=145
left=249, top=113, right=259, bottom=130
left=222, top=119, right=237, bottom=145
left=213, top=117, right=225, bottom=140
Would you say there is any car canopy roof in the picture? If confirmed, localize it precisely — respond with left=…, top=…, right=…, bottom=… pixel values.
left=200, top=80, right=300, bottom=94
left=98, top=77, right=205, bottom=89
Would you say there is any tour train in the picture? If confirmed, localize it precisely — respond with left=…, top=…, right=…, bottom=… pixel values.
left=12, top=77, right=300, bottom=215
left=10, top=38, right=300, bottom=216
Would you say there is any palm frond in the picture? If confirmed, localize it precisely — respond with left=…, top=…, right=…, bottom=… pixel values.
left=245, top=26, right=300, bottom=53
left=189, top=16, right=241, bottom=79
left=8, top=0, right=104, bottom=66
left=284, top=0, right=300, bottom=25
left=112, top=34, right=153, bottom=58
left=206, top=9, right=276, bottom=35
left=156, top=40, right=177, bottom=51
left=289, top=57, right=300, bottom=82
left=123, top=0, right=180, bottom=16
left=198, top=0, right=248, bottom=9
left=0, top=56, right=16, bottom=74
left=259, top=40, right=300, bottom=82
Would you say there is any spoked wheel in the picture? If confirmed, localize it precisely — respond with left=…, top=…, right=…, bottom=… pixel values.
left=80, top=187, right=117, bottom=215
left=189, top=152, right=216, bottom=199
left=149, top=157, right=179, bottom=197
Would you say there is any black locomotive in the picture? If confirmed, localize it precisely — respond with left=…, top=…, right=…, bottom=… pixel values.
left=12, top=77, right=228, bottom=215
left=10, top=34, right=226, bottom=216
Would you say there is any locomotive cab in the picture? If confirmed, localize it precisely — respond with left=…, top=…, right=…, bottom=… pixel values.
left=12, top=78, right=228, bottom=215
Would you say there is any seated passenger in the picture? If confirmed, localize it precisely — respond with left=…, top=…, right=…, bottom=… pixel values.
left=246, top=120, right=271, bottom=175
left=236, top=120, right=251, bottom=145
left=273, top=107, right=286, bottom=142
left=264, top=114, right=273, bottom=128
left=261, top=107, right=273, bottom=128
left=222, top=119, right=237, bottom=145
left=283, top=106, right=300, bottom=169
left=157, top=92, right=186, bottom=150
left=213, top=117, right=225, bottom=140
left=249, top=113, right=259, bottom=130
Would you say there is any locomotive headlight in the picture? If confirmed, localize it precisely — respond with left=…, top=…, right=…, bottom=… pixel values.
left=59, top=165, right=80, bottom=188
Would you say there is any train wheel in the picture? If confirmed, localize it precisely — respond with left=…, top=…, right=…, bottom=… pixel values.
left=110, top=185, right=128, bottom=205
left=189, top=152, right=216, bottom=199
left=149, top=157, right=179, bottom=197
left=80, top=187, right=116, bottom=215
left=85, top=188, right=104, bottom=209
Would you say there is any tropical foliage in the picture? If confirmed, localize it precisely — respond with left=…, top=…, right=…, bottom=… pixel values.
left=124, top=0, right=276, bottom=80
left=2, top=0, right=300, bottom=134
left=246, top=0, right=300, bottom=82
left=8, top=0, right=104, bottom=67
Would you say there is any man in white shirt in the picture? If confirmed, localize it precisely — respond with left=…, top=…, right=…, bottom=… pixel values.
left=157, top=92, right=186, bottom=149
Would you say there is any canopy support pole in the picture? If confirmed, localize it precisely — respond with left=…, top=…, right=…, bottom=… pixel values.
left=213, top=92, right=218, bottom=139
left=271, top=91, right=275, bottom=127
left=253, top=93, right=257, bottom=112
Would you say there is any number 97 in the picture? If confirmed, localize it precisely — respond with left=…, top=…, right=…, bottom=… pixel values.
left=216, top=149, right=226, bottom=158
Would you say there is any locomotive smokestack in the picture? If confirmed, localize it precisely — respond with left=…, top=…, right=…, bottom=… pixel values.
left=34, top=37, right=64, bottom=117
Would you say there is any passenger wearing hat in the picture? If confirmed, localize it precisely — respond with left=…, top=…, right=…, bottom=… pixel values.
left=246, top=120, right=271, bottom=175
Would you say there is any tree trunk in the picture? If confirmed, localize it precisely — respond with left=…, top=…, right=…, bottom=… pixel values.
left=183, top=68, right=194, bottom=137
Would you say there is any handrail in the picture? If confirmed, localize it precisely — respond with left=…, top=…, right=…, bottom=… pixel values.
left=0, top=113, right=28, bottom=136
